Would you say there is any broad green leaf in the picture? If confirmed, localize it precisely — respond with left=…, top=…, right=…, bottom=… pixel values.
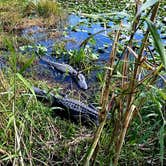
left=146, top=19, right=166, bottom=69
left=16, top=73, right=35, bottom=96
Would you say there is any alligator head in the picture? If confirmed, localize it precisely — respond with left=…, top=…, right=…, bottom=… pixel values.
left=77, top=73, right=88, bottom=90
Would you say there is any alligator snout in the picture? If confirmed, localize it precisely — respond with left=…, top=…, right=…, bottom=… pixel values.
left=77, top=73, right=88, bottom=90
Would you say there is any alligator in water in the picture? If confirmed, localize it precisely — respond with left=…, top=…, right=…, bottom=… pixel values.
left=41, top=57, right=88, bottom=90
left=33, top=87, right=99, bottom=125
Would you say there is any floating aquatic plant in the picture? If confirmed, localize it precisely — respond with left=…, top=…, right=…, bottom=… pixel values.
left=19, top=44, right=47, bottom=56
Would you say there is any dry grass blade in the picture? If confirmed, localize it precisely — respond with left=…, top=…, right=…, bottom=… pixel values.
left=13, top=105, right=25, bottom=166
left=66, top=134, right=92, bottom=146
left=127, top=46, right=155, bottom=71
left=0, top=70, right=9, bottom=90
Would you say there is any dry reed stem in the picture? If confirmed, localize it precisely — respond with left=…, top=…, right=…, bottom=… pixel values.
left=113, top=2, right=160, bottom=165
left=113, top=105, right=136, bottom=165
left=126, top=1, right=159, bottom=113
left=83, top=24, right=121, bottom=166
left=121, top=1, right=142, bottom=87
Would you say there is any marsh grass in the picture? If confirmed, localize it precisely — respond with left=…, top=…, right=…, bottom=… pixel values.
left=0, top=0, right=65, bottom=60
left=0, top=0, right=165, bottom=165
left=36, top=0, right=62, bottom=18
left=0, top=38, right=94, bottom=165
left=0, top=0, right=23, bottom=31
left=52, top=40, right=99, bottom=73
left=0, top=72, right=93, bottom=165
left=0, top=0, right=64, bottom=32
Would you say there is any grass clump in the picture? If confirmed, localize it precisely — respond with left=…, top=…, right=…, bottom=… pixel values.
left=0, top=0, right=65, bottom=50
left=68, top=47, right=98, bottom=69
left=52, top=40, right=99, bottom=72
left=24, top=0, right=65, bottom=27
left=0, top=41, right=93, bottom=165
left=0, top=0, right=25, bottom=32
left=0, top=70, right=93, bottom=165
left=36, top=0, right=62, bottom=18
left=0, top=0, right=65, bottom=32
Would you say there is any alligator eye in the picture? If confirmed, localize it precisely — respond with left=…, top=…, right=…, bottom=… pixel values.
left=72, top=71, right=77, bottom=76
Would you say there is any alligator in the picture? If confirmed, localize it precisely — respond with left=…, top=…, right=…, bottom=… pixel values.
left=33, top=87, right=99, bottom=125
left=41, top=57, right=88, bottom=90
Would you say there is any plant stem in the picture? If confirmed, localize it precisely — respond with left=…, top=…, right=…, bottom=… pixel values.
left=84, top=24, right=121, bottom=166
left=113, top=2, right=160, bottom=165
left=113, top=105, right=136, bottom=166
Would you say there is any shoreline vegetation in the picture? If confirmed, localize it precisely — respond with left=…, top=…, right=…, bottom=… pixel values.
left=0, top=0, right=165, bottom=165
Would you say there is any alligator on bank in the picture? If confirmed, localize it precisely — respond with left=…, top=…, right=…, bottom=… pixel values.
left=41, top=57, right=88, bottom=90
left=33, top=87, right=99, bottom=125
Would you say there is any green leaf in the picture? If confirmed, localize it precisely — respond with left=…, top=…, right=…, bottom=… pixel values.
left=16, top=73, right=35, bottom=97
left=158, top=89, right=166, bottom=100
left=89, top=53, right=99, bottom=60
left=19, top=55, right=35, bottom=74
left=1, top=154, right=18, bottom=161
left=3, top=38, right=17, bottom=71
left=36, top=44, right=47, bottom=55
left=19, top=45, right=33, bottom=52
left=146, top=19, right=166, bottom=69
left=159, top=125, right=165, bottom=166
left=6, top=114, right=14, bottom=129
left=137, top=0, right=158, bottom=16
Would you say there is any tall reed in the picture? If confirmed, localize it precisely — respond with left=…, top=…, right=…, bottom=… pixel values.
left=84, top=0, right=165, bottom=165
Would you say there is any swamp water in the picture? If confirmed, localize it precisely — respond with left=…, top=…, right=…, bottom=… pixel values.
left=20, top=13, right=165, bottom=93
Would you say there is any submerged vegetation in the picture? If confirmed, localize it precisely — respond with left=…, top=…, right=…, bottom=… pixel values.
left=0, top=0, right=166, bottom=165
